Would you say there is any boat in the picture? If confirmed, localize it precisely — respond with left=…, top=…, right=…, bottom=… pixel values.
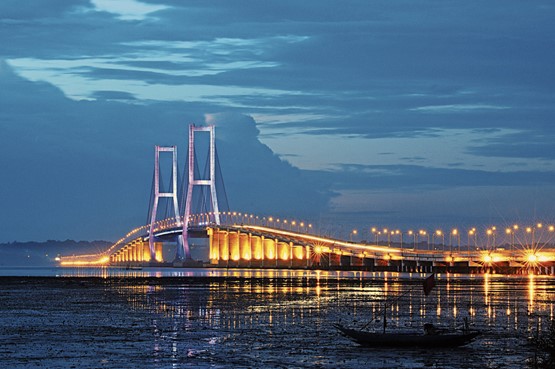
left=125, top=265, right=143, bottom=270
left=335, top=323, right=481, bottom=348
left=335, top=274, right=481, bottom=348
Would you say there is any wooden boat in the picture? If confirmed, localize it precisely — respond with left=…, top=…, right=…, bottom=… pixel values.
left=335, top=323, right=481, bottom=348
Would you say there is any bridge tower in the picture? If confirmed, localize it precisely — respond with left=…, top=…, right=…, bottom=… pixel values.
left=180, top=125, right=221, bottom=260
left=148, top=146, right=180, bottom=261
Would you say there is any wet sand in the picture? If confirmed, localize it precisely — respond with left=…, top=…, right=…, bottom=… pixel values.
left=0, top=275, right=552, bottom=368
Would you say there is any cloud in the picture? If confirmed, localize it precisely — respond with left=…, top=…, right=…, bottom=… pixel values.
left=202, top=112, right=334, bottom=217
left=2, top=0, right=555, bottom=242
left=91, top=0, right=169, bottom=21
left=410, top=104, right=510, bottom=113
left=0, top=64, right=334, bottom=242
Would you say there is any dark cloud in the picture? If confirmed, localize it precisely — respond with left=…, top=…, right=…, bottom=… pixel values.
left=2, top=0, right=555, bottom=241
left=0, top=64, right=334, bottom=242
left=330, top=164, right=555, bottom=190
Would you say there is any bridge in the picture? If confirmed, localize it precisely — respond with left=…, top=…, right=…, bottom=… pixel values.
left=60, top=124, right=555, bottom=275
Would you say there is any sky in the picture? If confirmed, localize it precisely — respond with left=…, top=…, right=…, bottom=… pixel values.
left=1, top=0, right=555, bottom=243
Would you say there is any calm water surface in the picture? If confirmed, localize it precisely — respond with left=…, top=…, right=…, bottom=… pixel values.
left=0, top=268, right=553, bottom=368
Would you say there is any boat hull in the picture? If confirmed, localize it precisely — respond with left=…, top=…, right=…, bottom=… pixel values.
left=335, top=324, right=481, bottom=348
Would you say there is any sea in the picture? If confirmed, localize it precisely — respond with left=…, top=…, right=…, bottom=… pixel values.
left=0, top=267, right=553, bottom=368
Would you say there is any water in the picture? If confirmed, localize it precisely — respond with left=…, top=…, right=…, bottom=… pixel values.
left=0, top=268, right=554, bottom=368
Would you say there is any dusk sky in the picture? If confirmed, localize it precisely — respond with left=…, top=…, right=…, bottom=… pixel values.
left=1, top=0, right=555, bottom=243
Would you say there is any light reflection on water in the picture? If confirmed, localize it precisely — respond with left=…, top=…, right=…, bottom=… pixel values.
left=0, top=268, right=554, bottom=368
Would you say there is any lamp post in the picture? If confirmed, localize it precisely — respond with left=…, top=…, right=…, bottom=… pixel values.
left=505, top=227, right=515, bottom=256
left=526, top=223, right=542, bottom=251
left=350, top=229, right=358, bottom=242
left=433, top=230, right=444, bottom=251
left=419, top=230, right=428, bottom=250
left=371, top=227, right=378, bottom=244
left=450, top=229, right=459, bottom=254
left=408, top=230, right=416, bottom=250
left=467, top=228, right=476, bottom=259
left=383, top=228, right=390, bottom=246
left=486, top=227, right=496, bottom=252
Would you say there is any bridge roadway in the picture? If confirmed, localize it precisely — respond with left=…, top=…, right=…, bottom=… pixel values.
left=59, top=217, right=555, bottom=275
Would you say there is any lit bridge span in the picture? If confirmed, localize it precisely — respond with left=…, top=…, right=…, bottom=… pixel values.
left=60, top=212, right=555, bottom=275
left=59, top=124, right=555, bottom=274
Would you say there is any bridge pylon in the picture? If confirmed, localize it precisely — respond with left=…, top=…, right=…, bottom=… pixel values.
left=180, top=124, right=221, bottom=260
left=148, top=145, right=180, bottom=262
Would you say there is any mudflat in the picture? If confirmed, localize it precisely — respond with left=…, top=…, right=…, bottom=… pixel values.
left=0, top=275, right=548, bottom=368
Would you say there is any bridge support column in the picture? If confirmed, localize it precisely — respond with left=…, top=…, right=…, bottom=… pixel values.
left=182, top=125, right=221, bottom=261
left=208, top=228, right=218, bottom=263
left=148, top=146, right=180, bottom=262
left=240, top=233, right=250, bottom=262
left=154, top=242, right=163, bottom=262
left=219, top=231, right=229, bottom=265
left=289, top=242, right=294, bottom=268
left=229, top=232, right=240, bottom=263
left=253, top=236, right=263, bottom=264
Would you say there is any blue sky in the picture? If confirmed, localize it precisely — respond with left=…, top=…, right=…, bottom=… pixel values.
left=1, top=0, right=555, bottom=243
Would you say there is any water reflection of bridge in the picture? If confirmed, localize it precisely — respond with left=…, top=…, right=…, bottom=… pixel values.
left=58, top=123, right=555, bottom=275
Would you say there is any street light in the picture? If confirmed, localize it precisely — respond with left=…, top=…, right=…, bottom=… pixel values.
left=395, top=230, right=402, bottom=248
left=526, top=223, right=542, bottom=251
left=505, top=227, right=515, bottom=255
left=350, top=229, right=358, bottom=242
left=486, top=227, right=496, bottom=251
left=419, top=230, right=428, bottom=250
left=408, top=230, right=416, bottom=250
left=467, top=228, right=476, bottom=258
left=433, top=230, right=444, bottom=251
left=450, top=229, right=459, bottom=254
left=371, top=227, right=378, bottom=244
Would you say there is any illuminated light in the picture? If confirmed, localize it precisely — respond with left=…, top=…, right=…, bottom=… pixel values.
left=537, top=223, right=543, bottom=228
left=279, top=243, right=290, bottom=260
left=240, top=225, right=402, bottom=254
left=505, top=228, right=512, bottom=234
left=549, top=225, right=555, bottom=232
left=527, top=254, right=538, bottom=263
left=452, top=229, right=458, bottom=236
left=538, top=255, right=550, bottom=262
left=314, top=246, right=322, bottom=254
left=483, top=255, right=492, bottom=263
left=526, top=227, right=532, bottom=233
left=293, top=246, right=305, bottom=260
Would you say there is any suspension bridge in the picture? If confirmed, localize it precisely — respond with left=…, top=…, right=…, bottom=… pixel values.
left=59, top=124, right=555, bottom=275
